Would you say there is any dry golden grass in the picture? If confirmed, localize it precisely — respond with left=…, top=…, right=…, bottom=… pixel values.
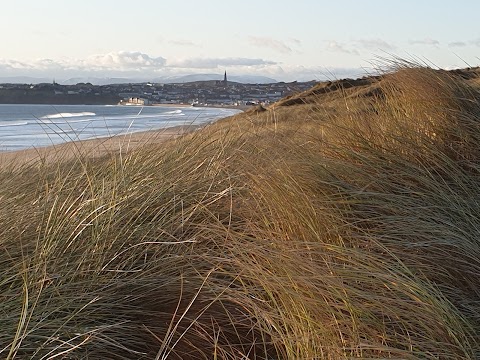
left=1, top=65, right=480, bottom=359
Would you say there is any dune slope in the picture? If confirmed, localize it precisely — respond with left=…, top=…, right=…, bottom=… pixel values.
left=1, top=66, right=480, bottom=359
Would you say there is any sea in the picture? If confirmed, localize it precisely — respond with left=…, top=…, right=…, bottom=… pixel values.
left=0, top=104, right=242, bottom=152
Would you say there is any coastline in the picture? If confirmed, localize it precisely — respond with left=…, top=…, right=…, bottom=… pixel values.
left=151, top=103, right=251, bottom=111
left=0, top=103, right=244, bottom=165
left=0, top=123, right=203, bottom=167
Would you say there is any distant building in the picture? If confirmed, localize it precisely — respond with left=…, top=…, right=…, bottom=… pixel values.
left=119, top=97, right=151, bottom=106
left=215, top=71, right=228, bottom=89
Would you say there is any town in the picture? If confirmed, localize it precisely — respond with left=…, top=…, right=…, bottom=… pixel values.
left=0, top=72, right=317, bottom=107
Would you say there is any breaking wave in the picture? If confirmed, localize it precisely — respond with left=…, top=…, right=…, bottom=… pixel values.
left=0, top=121, right=28, bottom=127
left=163, top=110, right=183, bottom=115
left=41, top=112, right=96, bottom=119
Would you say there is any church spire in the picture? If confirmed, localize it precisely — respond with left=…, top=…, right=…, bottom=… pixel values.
left=223, top=70, right=227, bottom=86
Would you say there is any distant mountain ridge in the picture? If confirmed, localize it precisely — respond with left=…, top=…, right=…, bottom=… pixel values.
left=0, top=76, right=53, bottom=84
left=61, top=77, right=132, bottom=86
left=159, top=74, right=277, bottom=84
left=0, top=74, right=278, bottom=85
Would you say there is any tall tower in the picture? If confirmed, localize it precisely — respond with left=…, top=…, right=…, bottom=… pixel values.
left=223, top=71, right=227, bottom=87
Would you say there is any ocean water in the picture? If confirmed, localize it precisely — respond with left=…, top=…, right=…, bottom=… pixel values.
left=0, top=104, right=241, bottom=152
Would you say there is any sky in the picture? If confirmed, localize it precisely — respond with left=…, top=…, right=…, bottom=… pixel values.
left=0, top=0, right=479, bottom=82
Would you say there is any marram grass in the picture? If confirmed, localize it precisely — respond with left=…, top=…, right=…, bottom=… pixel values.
left=1, top=66, right=480, bottom=359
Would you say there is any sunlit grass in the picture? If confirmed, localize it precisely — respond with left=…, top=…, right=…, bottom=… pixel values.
left=1, top=64, right=479, bottom=359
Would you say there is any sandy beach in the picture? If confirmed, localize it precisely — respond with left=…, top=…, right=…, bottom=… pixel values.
left=0, top=124, right=200, bottom=167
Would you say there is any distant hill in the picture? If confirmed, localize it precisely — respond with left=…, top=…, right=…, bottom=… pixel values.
left=62, top=74, right=278, bottom=85
left=0, top=76, right=130, bottom=86
left=275, top=66, right=480, bottom=107
left=0, top=74, right=278, bottom=86
left=157, top=74, right=278, bottom=84
left=61, top=77, right=133, bottom=86
left=0, top=76, right=53, bottom=84
left=229, top=74, right=278, bottom=84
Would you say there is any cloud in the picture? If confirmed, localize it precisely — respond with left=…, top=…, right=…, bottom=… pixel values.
left=0, top=51, right=168, bottom=77
left=409, top=38, right=440, bottom=46
left=448, top=41, right=467, bottom=48
left=471, top=39, right=480, bottom=47
left=356, top=38, right=395, bottom=51
left=169, top=39, right=198, bottom=47
left=248, top=36, right=292, bottom=53
left=326, top=41, right=360, bottom=55
left=289, top=38, right=302, bottom=46
left=249, top=64, right=368, bottom=82
left=0, top=51, right=367, bottom=83
left=0, top=59, right=34, bottom=70
left=168, top=57, right=277, bottom=69
left=84, top=51, right=167, bottom=69
left=0, top=58, right=68, bottom=72
left=0, top=53, right=277, bottom=76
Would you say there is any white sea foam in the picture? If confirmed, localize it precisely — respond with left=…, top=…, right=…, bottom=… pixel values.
left=0, top=121, right=28, bottom=127
left=0, top=104, right=240, bottom=152
left=41, top=112, right=96, bottom=119
left=163, top=109, right=183, bottom=115
left=157, top=113, right=185, bottom=117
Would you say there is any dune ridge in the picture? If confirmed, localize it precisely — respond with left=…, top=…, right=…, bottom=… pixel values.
left=1, top=64, right=480, bottom=359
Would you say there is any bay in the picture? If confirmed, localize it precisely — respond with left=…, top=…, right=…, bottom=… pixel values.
left=0, top=104, right=241, bottom=151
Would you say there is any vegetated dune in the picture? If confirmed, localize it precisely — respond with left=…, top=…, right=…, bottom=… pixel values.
left=1, top=65, right=480, bottom=359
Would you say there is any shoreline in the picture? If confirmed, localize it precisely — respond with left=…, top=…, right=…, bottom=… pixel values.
left=0, top=123, right=206, bottom=167
left=0, top=103, right=244, bottom=165
left=147, top=103, right=250, bottom=111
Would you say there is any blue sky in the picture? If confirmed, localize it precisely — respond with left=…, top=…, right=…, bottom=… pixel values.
left=0, top=0, right=478, bottom=81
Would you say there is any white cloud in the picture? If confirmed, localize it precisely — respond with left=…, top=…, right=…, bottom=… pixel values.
left=409, top=38, right=440, bottom=46
left=326, top=41, right=360, bottom=55
left=356, top=38, right=395, bottom=51
left=289, top=38, right=302, bottom=46
left=0, top=51, right=368, bottom=83
left=168, top=57, right=276, bottom=69
left=0, top=51, right=168, bottom=78
left=471, top=39, right=480, bottom=47
left=83, top=51, right=167, bottom=70
left=256, top=64, right=367, bottom=82
left=0, top=59, right=33, bottom=70
left=248, top=36, right=292, bottom=53
left=0, top=58, right=69, bottom=72
left=0, top=52, right=282, bottom=79
left=448, top=41, right=467, bottom=48
left=169, top=39, right=199, bottom=47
